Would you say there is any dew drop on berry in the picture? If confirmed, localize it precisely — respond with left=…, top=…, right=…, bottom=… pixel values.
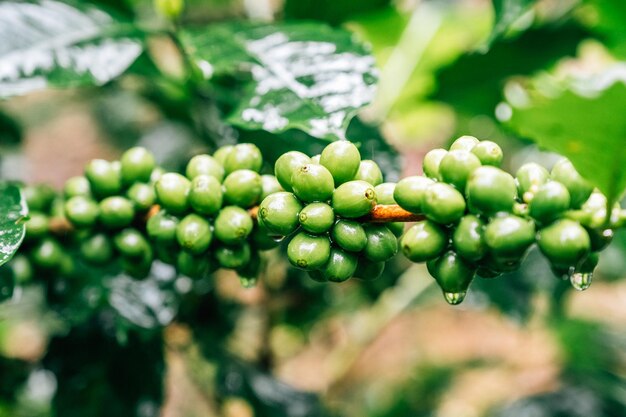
left=239, top=276, right=258, bottom=288
left=570, top=272, right=593, bottom=291
left=443, top=291, right=466, bottom=305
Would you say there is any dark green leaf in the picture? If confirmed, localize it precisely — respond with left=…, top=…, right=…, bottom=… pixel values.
left=506, top=78, right=626, bottom=206
left=486, top=0, right=537, bottom=47
left=181, top=22, right=378, bottom=141
left=0, top=0, right=143, bottom=98
left=0, top=182, right=27, bottom=267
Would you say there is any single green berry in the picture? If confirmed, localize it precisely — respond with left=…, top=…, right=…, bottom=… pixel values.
left=10, top=255, right=33, bottom=283
left=482, top=253, right=525, bottom=274
left=154, top=242, right=179, bottom=264
left=587, top=227, right=613, bottom=252
left=189, top=175, right=223, bottom=215
left=353, top=258, right=385, bottom=281
left=85, top=159, right=122, bottom=198
left=449, top=135, right=479, bottom=152
left=23, top=185, right=55, bottom=212
left=127, top=183, right=156, bottom=211
left=213, top=145, right=234, bottom=165
left=176, top=213, right=212, bottom=254
left=25, top=212, right=49, bottom=240
left=114, top=228, right=150, bottom=258
left=223, top=169, right=263, bottom=208
left=257, top=192, right=302, bottom=236
left=287, top=232, right=331, bottom=270
left=452, top=215, right=487, bottom=261
left=537, top=219, right=591, bottom=268
left=155, top=172, right=191, bottom=214
left=186, top=154, right=225, bottom=181
left=147, top=210, right=179, bottom=243
left=214, top=206, right=254, bottom=245
left=439, top=150, right=482, bottom=191
left=320, top=141, right=361, bottom=186
left=150, top=167, right=165, bottom=184
left=427, top=251, right=475, bottom=294
left=64, top=176, right=91, bottom=198
left=322, top=247, right=358, bottom=282
left=393, top=176, right=434, bottom=214
left=177, top=251, right=212, bottom=279
left=30, top=238, right=63, bottom=269
left=471, top=141, right=503, bottom=166
left=99, top=196, right=135, bottom=229
left=121, top=245, right=153, bottom=279
left=353, top=160, right=383, bottom=186
left=64, top=196, right=99, bottom=228
left=331, top=220, right=367, bottom=252
left=374, top=183, right=396, bottom=205
left=311, top=154, right=321, bottom=164
left=80, top=233, right=114, bottom=265
left=422, top=148, right=447, bottom=180
left=120, top=147, right=155, bottom=184
left=251, top=224, right=281, bottom=251
left=401, top=220, right=447, bottom=263
left=332, top=180, right=376, bottom=218
left=291, top=164, right=335, bottom=202
left=550, top=159, right=594, bottom=208
left=308, top=270, right=327, bottom=283
left=223, top=143, right=263, bottom=174
left=363, top=225, right=398, bottom=262
left=299, top=202, right=335, bottom=234
left=260, top=175, right=283, bottom=200
left=422, top=183, right=466, bottom=224
left=466, top=166, right=517, bottom=215
left=484, top=214, right=535, bottom=258
left=215, top=243, right=251, bottom=269
left=274, top=151, right=311, bottom=192
left=528, top=181, right=570, bottom=224
left=516, top=162, right=549, bottom=202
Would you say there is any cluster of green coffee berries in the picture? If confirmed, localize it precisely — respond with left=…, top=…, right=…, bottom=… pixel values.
left=258, top=141, right=399, bottom=283
left=394, top=136, right=612, bottom=304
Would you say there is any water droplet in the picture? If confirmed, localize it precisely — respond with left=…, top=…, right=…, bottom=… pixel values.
left=570, top=272, right=593, bottom=291
left=443, top=291, right=466, bottom=305
left=239, top=276, right=258, bottom=288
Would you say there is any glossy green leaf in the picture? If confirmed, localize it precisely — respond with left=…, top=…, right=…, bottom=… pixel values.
left=181, top=22, right=378, bottom=141
left=486, top=0, right=536, bottom=46
left=0, top=183, right=27, bottom=267
left=506, top=77, right=626, bottom=206
left=0, top=0, right=143, bottom=98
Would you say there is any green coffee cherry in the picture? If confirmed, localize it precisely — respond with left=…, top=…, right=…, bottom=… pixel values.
left=120, top=147, right=155, bottom=184
left=322, top=248, right=358, bottom=282
left=258, top=192, right=302, bottom=236
left=99, top=196, right=135, bottom=229
left=331, top=220, right=367, bottom=252
left=466, top=166, right=517, bottom=215
left=401, top=220, right=447, bottom=263
left=550, top=159, right=594, bottom=208
left=121, top=245, right=153, bottom=279
left=25, top=212, right=49, bottom=240
left=215, top=243, right=251, bottom=269
left=287, top=232, right=331, bottom=270
left=471, top=141, right=503, bottom=166
left=260, top=175, right=283, bottom=200
left=223, top=169, right=262, bottom=208
left=251, top=224, right=280, bottom=251
left=64, top=176, right=91, bottom=198
left=528, top=181, right=570, bottom=224
left=189, top=175, right=223, bottom=215
left=223, top=143, right=263, bottom=174
left=439, top=150, right=482, bottom=191
left=299, top=203, right=335, bottom=234
left=353, top=258, right=385, bottom=280
left=374, top=183, right=396, bottom=204
left=147, top=210, right=179, bottom=242
left=386, top=222, right=405, bottom=237
left=274, top=151, right=311, bottom=192
left=587, top=227, right=613, bottom=252
left=484, top=215, right=535, bottom=258
left=80, top=233, right=113, bottom=265
left=114, top=228, right=150, bottom=258
left=31, top=238, right=63, bottom=269
left=186, top=154, right=225, bottom=181
left=213, top=145, right=234, bottom=165
left=177, top=251, right=212, bottom=279
left=176, top=213, right=212, bottom=254
left=332, top=180, right=376, bottom=218
left=482, top=253, right=524, bottom=274
left=452, top=215, right=487, bottom=261
left=308, top=270, right=327, bottom=283
left=311, top=154, right=321, bottom=164
left=85, top=159, right=122, bottom=198
left=427, top=251, right=475, bottom=294
left=422, top=148, right=447, bottom=180
left=353, top=160, right=383, bottom=186
left=363, top=225, right=398, bottom=262
left=320, top=141, right=361, bottom=186
left=291, top=164, right=335, bottom=202
left=10, top=255, right=33, bottom=283
left=64, top=196, right=99, bottom=228
left=155, top=173, right=191, bottom=214
left=393, top=176, right=434, bottom=214
left=127, top=183, right=156, bottom=211
left=214, top=206, right=253, bottom=245
left=537, top=219, right=590, bottom=268
left=154, top=242, right=178, bottom=264
left=23, top=184, right=55, bottom=212
left=422, top=183, right=466, bottom=224
left=516, top=163, right=549, bottom=202
left=450, top=135, right=479, bottom=151
left=150, top=167, right=165, bottom=184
